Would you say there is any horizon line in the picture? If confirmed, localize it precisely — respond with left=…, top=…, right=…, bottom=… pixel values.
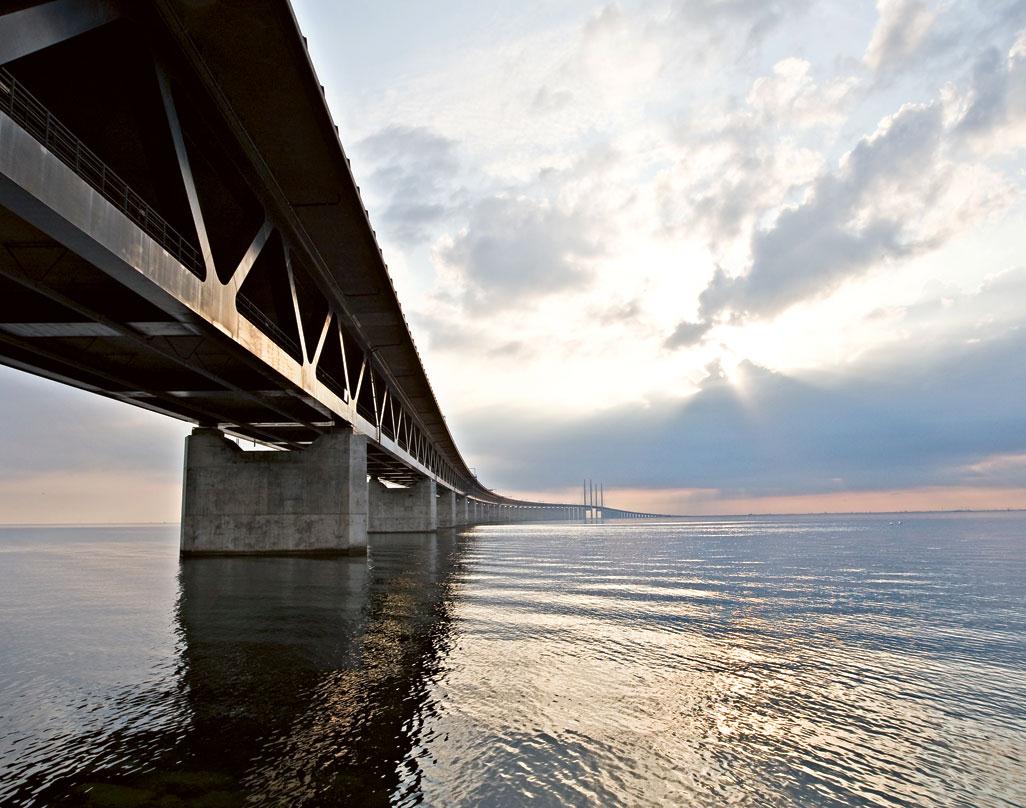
left=1, top=507, right=1024, bottom=528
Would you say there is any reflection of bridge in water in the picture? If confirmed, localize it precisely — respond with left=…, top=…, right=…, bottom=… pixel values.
left=174, top=535, right=460, bottom=804
left=0, top=1, right=661, bottom=554
left=13, top=532, right=463, bottom=805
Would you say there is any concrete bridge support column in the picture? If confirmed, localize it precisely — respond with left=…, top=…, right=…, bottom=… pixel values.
left=181, top=427, right=368, bottom=556
left=368, top=478, right=437, bottom=533
left=437, top=489, right=457, bottom=529
left=455, top=495, right=469, bottom=526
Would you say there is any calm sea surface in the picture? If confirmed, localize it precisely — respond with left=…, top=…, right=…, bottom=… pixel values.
left=1, top=514, right=1024, bottom=807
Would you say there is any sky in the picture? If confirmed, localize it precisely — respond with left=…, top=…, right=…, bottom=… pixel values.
left=2, top=0, right=1026, bottom=521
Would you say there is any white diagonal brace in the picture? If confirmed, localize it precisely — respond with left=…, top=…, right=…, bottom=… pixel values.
left=154, top=65, right=216, bottom=281
left=283, top=247, right=308, bottom=361
left=311, top=311, right=332, bottom=367
left=230, top=219, right=272, bottom=290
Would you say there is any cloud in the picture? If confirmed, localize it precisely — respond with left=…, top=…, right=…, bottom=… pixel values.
left=670, top=0, right=812, bottom=49
left=409, top=309, right=481, bottom=353
left=531, top=85, right=574, bottom=114
left=656, top=59, right=837, bottom=253
left=598, top=299, right=643, bottom=325
left=456, top=326, right=1026, bottom=499
left=438, top=195, right=599, bottom=307
left=410, top=309, right=539, bottom=360
left=964, top=451, right=1026, bottom=485
left=487, top=341, right=533, bottom=359
left=954, top=33, right=1026, bottom=152
left=664, top=320, right=710, bottom=349
left=864, top=0, right=937, bottom=73
left=354, top=125, right=461, bottom=246
left=658, top=125, right=823, bottom=252
left=746, top=58, right=856, bottom=129
left=881, top=265, right=1026, bottom=343
left=698, top=98, right=1012, bottom=320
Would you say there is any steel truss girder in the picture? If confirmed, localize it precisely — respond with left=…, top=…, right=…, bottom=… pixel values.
left=0, top=94, right=467, bottom=492
left=0, top=4, right=666, bottom=515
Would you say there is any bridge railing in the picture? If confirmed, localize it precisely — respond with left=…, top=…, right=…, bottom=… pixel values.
left=0, top=67, right=204, bottom=278
left=236, top=293, right=304, bottom=360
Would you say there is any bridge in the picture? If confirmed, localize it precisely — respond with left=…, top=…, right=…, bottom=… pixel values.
left=0, top=0, right=661, bottom=554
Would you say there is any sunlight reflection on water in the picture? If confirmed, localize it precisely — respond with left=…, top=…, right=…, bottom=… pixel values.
left=1, top=514, right=1024, bottom=806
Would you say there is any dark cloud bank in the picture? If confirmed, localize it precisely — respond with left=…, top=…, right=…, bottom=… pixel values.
left=456, top=327, right=1026, bottom=498
left=1, top=324, right=1023, bottom=506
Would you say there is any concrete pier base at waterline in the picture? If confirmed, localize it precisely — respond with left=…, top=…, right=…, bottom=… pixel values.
left=437, top=491, right=471, bottom=529
left=180, top=428, right=369, bottom=556
left=368, top=478, right=438, bottom=533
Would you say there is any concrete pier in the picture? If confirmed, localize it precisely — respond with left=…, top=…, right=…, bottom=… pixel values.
left=181, top=428, right=368, bottom=556
left=368, top=478, right=438, bottom=533
left=437, top=489, right=457, bottom=529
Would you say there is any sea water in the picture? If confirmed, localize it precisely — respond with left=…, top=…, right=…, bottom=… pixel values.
left=1, top=513, right=1024, bottom=806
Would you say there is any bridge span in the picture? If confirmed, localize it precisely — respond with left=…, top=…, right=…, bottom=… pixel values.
left=0, top=0, right=662, bottom=554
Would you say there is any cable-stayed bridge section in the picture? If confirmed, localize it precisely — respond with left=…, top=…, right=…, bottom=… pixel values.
left=0, top=0, right=659, bottom=554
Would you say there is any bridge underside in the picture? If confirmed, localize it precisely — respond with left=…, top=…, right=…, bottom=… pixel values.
left=0, top=0, right=665, bottom=550
left=0, top=3, right=472, bottom=490
left=0, top=202, right=424, bottom=484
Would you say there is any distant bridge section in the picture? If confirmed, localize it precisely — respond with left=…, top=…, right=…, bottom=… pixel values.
left=0, top=0, right=662, bottom=554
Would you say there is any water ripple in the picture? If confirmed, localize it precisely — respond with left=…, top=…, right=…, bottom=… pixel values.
left=1, top=515, right=1025, bottom=806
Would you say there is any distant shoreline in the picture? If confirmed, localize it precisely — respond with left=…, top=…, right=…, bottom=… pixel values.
left=1, top=509, right=1024, bottom=528
left=663, top=508, right=1026, bottom=518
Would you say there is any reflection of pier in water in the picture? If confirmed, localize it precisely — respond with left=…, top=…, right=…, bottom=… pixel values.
left=174, top=532, right=460, bottom=805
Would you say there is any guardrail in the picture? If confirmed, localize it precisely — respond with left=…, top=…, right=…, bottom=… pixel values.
left=0, top=67, right=204, bottom=277
left=237, top=293, right=304, bottom=360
